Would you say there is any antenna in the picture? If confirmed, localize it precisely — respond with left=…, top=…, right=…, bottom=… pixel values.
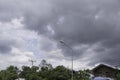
left=29, top=59, right=36, bottom=66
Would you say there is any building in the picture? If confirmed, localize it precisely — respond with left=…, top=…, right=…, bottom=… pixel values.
left=92, top=64, right=118, bottom=78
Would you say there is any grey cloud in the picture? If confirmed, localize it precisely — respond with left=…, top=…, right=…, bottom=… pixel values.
left=0, top=39, right=14, bottom=53
left=25, top=0, right=120, bottom=66
left=89, top=44, right=120, bottom=66
left=1, top=0, right=120, bottom=66
left=0, top=0, right=23, bottom=21
left=39, top=38, right=57, bottom=52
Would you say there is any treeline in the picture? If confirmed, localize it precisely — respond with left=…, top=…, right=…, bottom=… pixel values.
left=0, top=60, right=91, bottom=80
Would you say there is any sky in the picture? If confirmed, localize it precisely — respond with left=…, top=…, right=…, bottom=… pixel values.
left=1, top=0, right=120, bottom=70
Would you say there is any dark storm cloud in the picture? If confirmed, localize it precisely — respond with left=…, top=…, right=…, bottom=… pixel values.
left=0, top=0, right=23, bottom=21
left=89, top=44, right=120, bottom=66
left=0, top=40, right=14, bottom=53
left=1, top=0, right=120, bottom=66
left=27, top=0, right=120, bottom=66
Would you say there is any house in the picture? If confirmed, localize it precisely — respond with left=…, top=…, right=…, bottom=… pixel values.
left=92, top=64, right=118, bottom=78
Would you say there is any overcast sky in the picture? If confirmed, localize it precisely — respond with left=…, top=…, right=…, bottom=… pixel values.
left=0, top=0, right=120, bottom=70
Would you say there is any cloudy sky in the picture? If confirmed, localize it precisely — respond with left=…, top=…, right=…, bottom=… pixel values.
left=1, top=0, right=120, bottom=70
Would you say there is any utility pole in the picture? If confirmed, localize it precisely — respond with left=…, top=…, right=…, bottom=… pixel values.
left=60, top=40, right=74, bottom=80
left=29, top=59, right=36, bottom=67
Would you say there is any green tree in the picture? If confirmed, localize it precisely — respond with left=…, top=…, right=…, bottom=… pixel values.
left=0, top=66, right=19, bottom=80
left=0, top=59, right=92, bottom=80
left=50, top=65, right=71, bottom=80
left=115, top=70, right=120, bottom=80
left=20, top=66, right=40, bottom=80
left=39, top=59, right=53, bottom=70
left=6, top=66, right=19, bottom=80
left=75, top=70, right=90, bottom=80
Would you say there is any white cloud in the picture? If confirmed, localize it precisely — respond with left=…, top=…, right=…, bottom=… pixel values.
left=0, top=17, right=40, bottom=69
left=10, top=47, right=35, bottom=63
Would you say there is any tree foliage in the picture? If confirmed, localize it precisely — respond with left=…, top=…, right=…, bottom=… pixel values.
left=0, top=60, right=91, bottom=80
left=0, top=66, right=19, bottom=80
left=115, top=69, right=120, bottom=80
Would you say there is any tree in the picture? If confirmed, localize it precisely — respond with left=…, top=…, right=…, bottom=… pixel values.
left=115, top=73, right=120, bottom=80
left=50, top=65, right=71, bottom=80
left=39, top=59, right=53, bottom=70
left=20, top=66, right=40, bottom=80
left=75, top=70, right=90, bottom=80
left=115, top=69, right=120, bottom=80
left=0, top=59, right=91, bottom=80
left=0, top=66, right=19, bottom=80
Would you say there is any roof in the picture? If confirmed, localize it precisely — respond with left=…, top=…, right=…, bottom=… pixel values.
left=92, top=64, right=117, bottom=72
